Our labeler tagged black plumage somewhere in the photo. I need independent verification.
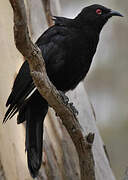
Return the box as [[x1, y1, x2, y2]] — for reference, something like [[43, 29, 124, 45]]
[[3, 4, 123, 178]]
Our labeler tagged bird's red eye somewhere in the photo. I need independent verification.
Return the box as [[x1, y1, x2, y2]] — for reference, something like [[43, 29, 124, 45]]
[[96, 9, 102, 15]]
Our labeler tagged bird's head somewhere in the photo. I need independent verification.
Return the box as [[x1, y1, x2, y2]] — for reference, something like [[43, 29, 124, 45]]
[[75, 4, 123, 32]]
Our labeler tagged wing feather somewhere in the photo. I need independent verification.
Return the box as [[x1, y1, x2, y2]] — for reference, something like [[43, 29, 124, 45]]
[[4, 22, 70, 122]]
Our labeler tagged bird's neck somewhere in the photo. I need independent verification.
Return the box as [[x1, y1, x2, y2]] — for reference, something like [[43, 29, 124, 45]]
[[74, 16, 107, 34]]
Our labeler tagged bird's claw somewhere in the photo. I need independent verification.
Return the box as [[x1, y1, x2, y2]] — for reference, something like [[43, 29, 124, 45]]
[[59, 91, 69, 105], [68, 102, 79, 116], [59, 91, 78, 116]]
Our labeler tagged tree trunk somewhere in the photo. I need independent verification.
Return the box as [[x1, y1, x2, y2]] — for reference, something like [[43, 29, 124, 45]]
[[0, 0, 116, 179]]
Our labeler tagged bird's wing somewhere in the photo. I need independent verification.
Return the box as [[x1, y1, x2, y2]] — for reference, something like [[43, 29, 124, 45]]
[[4, 23, 70, 122], [36, 24, 70, 62], [36, 24, 73, 77], [4, 61, 35, 122]]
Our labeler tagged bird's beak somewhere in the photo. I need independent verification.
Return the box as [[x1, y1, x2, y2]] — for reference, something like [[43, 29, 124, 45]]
[[109, 10, 124, 17]]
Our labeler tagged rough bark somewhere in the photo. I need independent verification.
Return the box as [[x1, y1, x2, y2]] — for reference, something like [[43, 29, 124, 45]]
[[9, 0, 95, 179]]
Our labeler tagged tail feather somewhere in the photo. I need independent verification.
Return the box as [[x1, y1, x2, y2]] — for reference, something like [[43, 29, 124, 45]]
[[25, 93, 48, 178], [27, 148, 41, 178], [4, 61, 49, 178], [26, 114, 44, 178], [17, 105, 26, 124]]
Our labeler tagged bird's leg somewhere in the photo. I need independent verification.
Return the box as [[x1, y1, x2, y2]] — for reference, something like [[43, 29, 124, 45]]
[[59, 91, 78, 116]]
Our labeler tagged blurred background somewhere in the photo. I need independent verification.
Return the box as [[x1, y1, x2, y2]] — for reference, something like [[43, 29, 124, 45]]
[[60, 0, 128, 179]]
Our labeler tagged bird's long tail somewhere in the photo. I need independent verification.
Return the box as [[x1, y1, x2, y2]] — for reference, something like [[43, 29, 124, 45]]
[[24, 92, 48, 178]]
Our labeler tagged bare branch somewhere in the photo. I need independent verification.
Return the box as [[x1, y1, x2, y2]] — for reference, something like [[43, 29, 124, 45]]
[[42, 0, 54, 26], [9, 0, 95, 179]]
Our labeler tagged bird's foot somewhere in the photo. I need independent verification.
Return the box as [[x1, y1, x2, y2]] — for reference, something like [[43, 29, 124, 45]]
[[59, 91, 69, 105], [59, 91, 78, 116], [68, 102, 79, 116]]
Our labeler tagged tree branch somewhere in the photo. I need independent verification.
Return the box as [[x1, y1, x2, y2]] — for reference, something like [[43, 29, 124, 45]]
[[9, 0, 95, 179], [42, 0, 54, 26]]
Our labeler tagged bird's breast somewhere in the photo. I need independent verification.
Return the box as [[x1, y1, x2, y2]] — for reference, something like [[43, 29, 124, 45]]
[[46, 32, 99, 91]]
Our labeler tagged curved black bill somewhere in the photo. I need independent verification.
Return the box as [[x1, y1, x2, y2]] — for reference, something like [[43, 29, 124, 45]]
[[110, 10, 124, 17]]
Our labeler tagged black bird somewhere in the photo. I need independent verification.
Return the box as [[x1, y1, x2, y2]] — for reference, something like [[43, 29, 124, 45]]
[[3, 4, 123, 178]]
